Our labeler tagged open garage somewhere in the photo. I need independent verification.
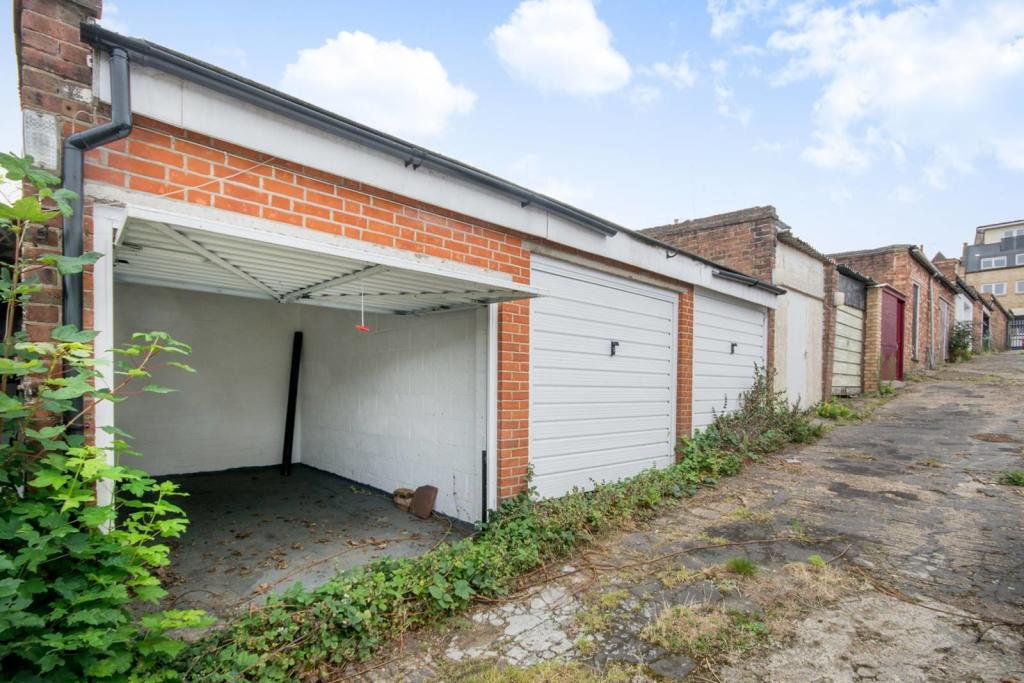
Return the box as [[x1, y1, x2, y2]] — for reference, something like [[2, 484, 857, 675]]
[[103, 211, 534, 611]]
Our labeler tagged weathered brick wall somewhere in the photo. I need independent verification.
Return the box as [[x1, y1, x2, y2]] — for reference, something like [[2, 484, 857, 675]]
[[645, 209, 777, 282], [676, 287, 694, 446], [834, 250, 934, 373], [862, 286, 883, 393], [15, 0, 102, 343], [971, 299, 986, 350], [986, 296, 1010, 350], [821, 262, 838, 396]]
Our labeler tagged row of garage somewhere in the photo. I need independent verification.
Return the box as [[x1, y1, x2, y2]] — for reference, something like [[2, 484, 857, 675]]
[[111, 214, 769, 520]]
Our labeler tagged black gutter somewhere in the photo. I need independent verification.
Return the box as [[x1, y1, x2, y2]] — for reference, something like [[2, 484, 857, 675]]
[[712, 269, 787, 295], [621, 225, 784, 295], [836, 263, 875, 285], [61, 46, 133, 331], [79, 24, 619, 238]]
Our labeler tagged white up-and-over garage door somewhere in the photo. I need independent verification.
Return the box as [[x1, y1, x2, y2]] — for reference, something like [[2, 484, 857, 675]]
[[692, 289, 768, 431], [529, 256, 677, 498]]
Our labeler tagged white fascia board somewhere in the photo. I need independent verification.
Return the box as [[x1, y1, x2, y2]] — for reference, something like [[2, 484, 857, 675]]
[[96, 54, 776, 309]]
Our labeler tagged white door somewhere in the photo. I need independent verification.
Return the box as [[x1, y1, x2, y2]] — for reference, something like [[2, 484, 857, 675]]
[[775, 289, 823, 407], [692, 289, 768, 431], [529, 256, 677, 499]]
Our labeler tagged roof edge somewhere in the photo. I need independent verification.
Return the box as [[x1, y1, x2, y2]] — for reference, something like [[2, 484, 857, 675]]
[[80, 23, 621, 239]]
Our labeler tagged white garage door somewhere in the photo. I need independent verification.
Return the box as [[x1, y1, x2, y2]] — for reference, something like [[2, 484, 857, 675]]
[[530, 256, 677, 498], [693, 289, 768, 431]]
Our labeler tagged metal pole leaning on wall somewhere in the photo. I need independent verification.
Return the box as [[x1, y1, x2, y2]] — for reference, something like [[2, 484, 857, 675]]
[[281, 331, 303, 476]]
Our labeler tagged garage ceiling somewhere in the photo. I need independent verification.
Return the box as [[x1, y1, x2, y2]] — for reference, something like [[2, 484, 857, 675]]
[[112, 219, 537, 314]]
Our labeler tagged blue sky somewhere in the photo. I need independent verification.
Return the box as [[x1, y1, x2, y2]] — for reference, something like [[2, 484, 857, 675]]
[[2, 0, 1023, 259]]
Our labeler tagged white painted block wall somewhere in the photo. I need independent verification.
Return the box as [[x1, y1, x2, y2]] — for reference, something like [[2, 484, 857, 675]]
[[114, 283, 299, 474], [114, 283, 486, 521], [299, 306, 486, 521]]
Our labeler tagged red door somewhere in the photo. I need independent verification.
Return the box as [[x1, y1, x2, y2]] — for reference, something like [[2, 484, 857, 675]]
[[881, 290, 904, 381]]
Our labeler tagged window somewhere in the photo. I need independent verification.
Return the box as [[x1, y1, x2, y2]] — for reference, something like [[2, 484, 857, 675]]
[[1002, 228, 1024, 238], [980, 256, 1007, 269], [1017, 280, 1024, 294], [1017, 253, 1024, 266], [911, 283, 920, 359], [981, 282, 1007, 295]]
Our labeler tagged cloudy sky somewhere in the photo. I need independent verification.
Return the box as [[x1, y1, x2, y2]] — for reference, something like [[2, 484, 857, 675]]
[[2, 0, 1023, 259]]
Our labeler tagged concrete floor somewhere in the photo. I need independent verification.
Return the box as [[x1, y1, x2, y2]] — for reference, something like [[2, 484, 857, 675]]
[[160, 465, 467, 615]]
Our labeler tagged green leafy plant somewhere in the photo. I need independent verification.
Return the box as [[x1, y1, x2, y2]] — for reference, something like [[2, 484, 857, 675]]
[[948, 321, 973, 362], [806, 554, 826, 568], [998, 470, 1024, 486], [0, 154, 207, 680], [816, 399, 856, 420], [724, 557, 759, 577]]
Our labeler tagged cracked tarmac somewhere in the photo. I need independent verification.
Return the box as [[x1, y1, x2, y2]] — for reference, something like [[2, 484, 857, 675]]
[[346, 352, 1024, 681]]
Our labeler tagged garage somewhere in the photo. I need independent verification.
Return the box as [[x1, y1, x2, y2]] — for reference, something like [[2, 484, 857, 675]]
[[692, 289, 768, 431], [100, 210, 535, 611], [529, 256, 678, 498]]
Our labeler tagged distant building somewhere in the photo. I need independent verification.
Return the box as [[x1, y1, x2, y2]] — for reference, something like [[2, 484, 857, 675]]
[[963, 220, 1024, 319]]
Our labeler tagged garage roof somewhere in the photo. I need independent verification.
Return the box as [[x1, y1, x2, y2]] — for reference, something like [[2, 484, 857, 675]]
[[113, 218, 537, 314]]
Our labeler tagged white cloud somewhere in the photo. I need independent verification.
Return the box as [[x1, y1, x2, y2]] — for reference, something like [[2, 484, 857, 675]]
[[707, 0, 777, 38], [646, 54, 697, 89], [709, 60, 751, 125], [754, 140, 784, 153], [629, 85, 662, 109], [768, 1, 1024, 178], [282, 31, 476, 138], [891, 185, 920, 204], [99, 2, 128, 34], [508, 153, 594, 205], [491, 0, 631, 96]]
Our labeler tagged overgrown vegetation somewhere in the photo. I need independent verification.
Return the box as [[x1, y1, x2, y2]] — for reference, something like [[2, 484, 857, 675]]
[[181, 364, 821, 680], [998, 470, 1024, 486], [640, 604, 769, 657], [948, 321, 973, 362], [816, 398, 857, 421], [724, 557, 759, 577], [0, 155, 205, 680]]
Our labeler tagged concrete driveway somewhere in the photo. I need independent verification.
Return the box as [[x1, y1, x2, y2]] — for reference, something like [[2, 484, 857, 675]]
[[357, 352, 1024, 681]]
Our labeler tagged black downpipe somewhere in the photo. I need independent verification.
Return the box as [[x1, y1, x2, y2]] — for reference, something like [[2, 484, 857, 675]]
[[61, 47, 133, 333], [281, 332, 303, 476], [481, 450, 488, 524], [60, 47, 132, 432]]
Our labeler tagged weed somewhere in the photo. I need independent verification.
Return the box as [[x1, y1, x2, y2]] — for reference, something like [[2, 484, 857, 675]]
[[806, 554, 826, 568], [640, 604, 770, 657], [576, 608, 613, 635], [789, 519, 812, 543], [816, 399, 857, 420], [998, 470, 1024, 486], [575, 637, 598, 657], [877, 383, 896, 397], [657, 566, 702, 588], [724, 557, 759, 577], [444, 658, 637, 682], [597, 589, 629, 610]]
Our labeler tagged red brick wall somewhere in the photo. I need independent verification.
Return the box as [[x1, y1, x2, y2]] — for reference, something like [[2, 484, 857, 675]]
[[676, 287, 694, 446], [835, 250, 936, 372], [15, 0, 101, 345], [647, 218, 776, 282], [986, 297, 1010, 350]]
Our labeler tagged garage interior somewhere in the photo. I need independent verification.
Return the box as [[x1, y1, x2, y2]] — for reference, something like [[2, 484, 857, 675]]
[[110, 217, 532, 612]]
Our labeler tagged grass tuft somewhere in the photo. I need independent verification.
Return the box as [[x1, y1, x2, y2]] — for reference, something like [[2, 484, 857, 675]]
[[724, 556, 759, 577]]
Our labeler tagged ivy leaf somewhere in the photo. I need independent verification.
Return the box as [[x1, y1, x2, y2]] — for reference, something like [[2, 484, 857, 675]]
[[79, 506, 115, 528], [51, 325, 99, 343], [166, 361, 197, 374], [142, 384, 177, 394], [28, 469, 69, 490]]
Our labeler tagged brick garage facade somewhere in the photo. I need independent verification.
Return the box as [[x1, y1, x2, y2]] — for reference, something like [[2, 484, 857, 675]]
[[14, 0, 720, 503], [832, 246, 947, 373], [646, 206, 837, 399], [984, 295, 1011, 351]]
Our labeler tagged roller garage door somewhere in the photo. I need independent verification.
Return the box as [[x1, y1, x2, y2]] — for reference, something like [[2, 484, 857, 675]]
[[693, 289, 768, 431], [530, 256, 677, 498]]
